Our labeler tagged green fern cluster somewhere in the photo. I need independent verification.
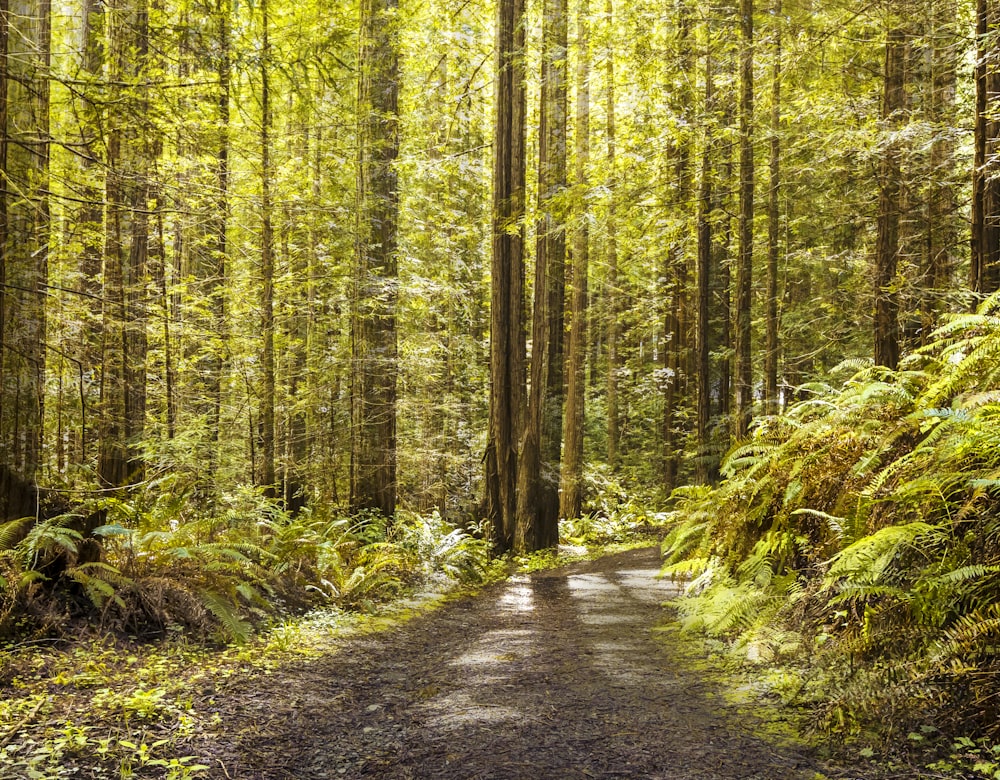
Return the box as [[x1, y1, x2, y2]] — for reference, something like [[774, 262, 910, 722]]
[[664, 293, 1000, 738], [0, 486, 495, 643]]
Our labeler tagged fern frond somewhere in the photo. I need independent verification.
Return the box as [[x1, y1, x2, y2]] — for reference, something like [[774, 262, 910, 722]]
[[67, 565, 125, 610], [660, 557, 710, 580], [722, 440, 781, 478], [827, 583, 908, 606], [933, 564, 1000, 585], [791, 508, 849, 541], [970, 478, 1000, 494], [825, 521, 939, 585], [935, 605, 1000, 661], [830, 357, 875, 376], [925, 330, 1000, 405], [20, 515, 85, 562], [661, 520, 708, 565], [199, 589, 251, 643], [0, 516, 34, 550]]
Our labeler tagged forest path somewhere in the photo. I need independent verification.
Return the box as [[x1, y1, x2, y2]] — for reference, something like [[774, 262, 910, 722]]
[[203, 547, 824, 779]]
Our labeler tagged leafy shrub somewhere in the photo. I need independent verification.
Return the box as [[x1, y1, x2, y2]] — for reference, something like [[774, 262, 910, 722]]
[[661, 293, 1000, 740]]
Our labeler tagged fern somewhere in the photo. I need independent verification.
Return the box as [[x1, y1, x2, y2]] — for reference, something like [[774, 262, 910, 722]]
[[825, 522, 939, 585], [199, 589, 251, 643], [19, 514, 85, 567], [67, 562, 131, 610], [791, 508, 850, 542], [933, 564, 1000, 586], [935, 605, 1000, 662], [0, 516, 34, 551], [660, 557, 710, 580], [829, 356, 875, 375], [660, 519, 708, 566]]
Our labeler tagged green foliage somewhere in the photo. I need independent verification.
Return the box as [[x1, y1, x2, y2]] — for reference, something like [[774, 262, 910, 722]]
[[663, 295, 1000, 741], [0, 480, 497, 643]]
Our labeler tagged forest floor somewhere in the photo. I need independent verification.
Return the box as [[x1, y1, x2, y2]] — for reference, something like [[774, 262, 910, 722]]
[[185, 546, 847, 779]]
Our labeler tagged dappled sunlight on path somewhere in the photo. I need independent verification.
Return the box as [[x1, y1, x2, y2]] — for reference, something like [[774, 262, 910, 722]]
[[198, 547, 821, 779]]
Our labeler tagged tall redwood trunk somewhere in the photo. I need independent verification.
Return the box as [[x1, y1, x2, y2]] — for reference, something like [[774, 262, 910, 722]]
[[874, 26, 906, 369], [604, 0, 619, 470], [734, 0, 754, 438], [0, 0, 49, 518], [764, 0, 781, 412], [560, 0, 590, 521], [517, 0, 567, 551], [972, 0, 1000, 296], [664, 0, 693, 491], [922, 0, 957, 336], [695, 51, 714, 485], [351, 0, 400, 516], [259, 0, 276, 495], [485, 0, 527, 552]]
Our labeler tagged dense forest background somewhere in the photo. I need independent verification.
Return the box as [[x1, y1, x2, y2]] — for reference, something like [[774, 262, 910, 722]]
[[3, 0, 987, 526], [7, 0, 1000, 762]]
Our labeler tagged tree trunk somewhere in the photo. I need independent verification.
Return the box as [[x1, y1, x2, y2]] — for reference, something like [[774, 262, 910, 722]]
[[604, 0, 619, 470], [664, 0, 693, 492], [284, 196, 308, 513], [210, 0, 230, 451], [560, 0, 590, 522], [485, 0, 527, 553], [972, 0, 1000, 296], [874, 25, 905, 369], [764, 0, 781, 413], [0, 0, 49, 518], [922, 0, 956, 336], [259, 0, 277, 496], [518, 0, 568, 551], [77, 0, 103, 466], [695, 50, 714, 485], [99, 0, 150, 488], [734, 0, 754, 438], [0, 0, 7, 499], [351, 0, 399, 517], [716, 69, 733, 428]]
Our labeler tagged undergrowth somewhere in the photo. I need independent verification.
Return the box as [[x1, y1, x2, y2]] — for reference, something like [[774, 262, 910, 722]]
[[660, 292, 1000, 778], [0, 495, 500, 645]]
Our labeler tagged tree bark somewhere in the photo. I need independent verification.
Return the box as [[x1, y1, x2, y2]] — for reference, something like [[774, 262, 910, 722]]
[[518, 0, 567, 551], [717, 63, 733, 428], [77, 0, 103, 466], [560, 0, 590, 522], [0, 0, 7, 501], [874, 25, 905, 369], [922, 0, 956, 335], [764, 0, 781, 413], [260, 0, 276, 495], [972, 0, 1000, 296], [696, 50, 714, 485], [734, 0, 754, 438], [351, 0, 399, 517], [664, 0, 693, 492], [0, 0, 49, 518], [99, 0, 151, 488], [604, 0, 619, 471], [210, 0, 230, 451], [485, 0, 527, 553]]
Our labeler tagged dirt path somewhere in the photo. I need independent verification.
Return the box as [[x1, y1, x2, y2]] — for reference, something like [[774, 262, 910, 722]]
[[201, 547, 823, 779]]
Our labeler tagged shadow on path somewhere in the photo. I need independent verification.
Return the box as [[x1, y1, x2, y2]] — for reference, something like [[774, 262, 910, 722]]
[[207, 547, 820, 779]]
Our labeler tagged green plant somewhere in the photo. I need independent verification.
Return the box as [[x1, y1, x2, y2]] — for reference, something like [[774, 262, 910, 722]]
[[658, 295, 1000, 743]]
